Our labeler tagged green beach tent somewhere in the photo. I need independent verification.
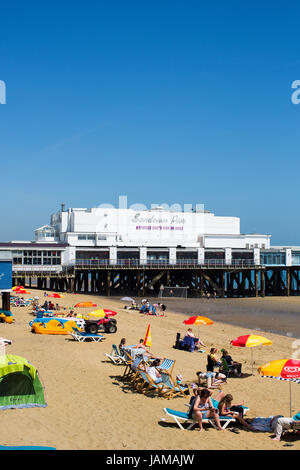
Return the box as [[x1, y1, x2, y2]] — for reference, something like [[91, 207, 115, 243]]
[[0, 355, 47, 410]]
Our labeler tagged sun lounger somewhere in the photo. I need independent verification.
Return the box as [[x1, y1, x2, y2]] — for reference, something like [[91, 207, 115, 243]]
[[163, 407, 235, 430], [104, 344, 127, 364], [69, 327, 104, 342]]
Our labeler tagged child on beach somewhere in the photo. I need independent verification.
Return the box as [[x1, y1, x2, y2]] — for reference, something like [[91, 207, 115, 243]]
[[217, 394, 254, 430]]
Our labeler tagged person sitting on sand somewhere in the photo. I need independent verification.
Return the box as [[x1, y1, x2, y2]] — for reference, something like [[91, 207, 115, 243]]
[[188, 388, 224, 432], [217, 394, 254, 430], [66, 310, 75, 317], [124, 301, 137, 310], [197, 371, 227, 389], [42, 300, 49, 310], [186, 328, 206, 348], [221, 349, 242, 376]]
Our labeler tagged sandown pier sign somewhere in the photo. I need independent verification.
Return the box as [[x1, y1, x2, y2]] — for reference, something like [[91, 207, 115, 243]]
[[132, 213, 185, 231]]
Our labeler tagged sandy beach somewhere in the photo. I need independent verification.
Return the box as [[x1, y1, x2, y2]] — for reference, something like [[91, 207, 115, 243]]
[[1, 289, 300, 450]]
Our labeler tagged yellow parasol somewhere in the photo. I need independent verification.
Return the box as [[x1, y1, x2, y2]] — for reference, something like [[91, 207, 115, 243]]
[[143, 324, 152, 348]]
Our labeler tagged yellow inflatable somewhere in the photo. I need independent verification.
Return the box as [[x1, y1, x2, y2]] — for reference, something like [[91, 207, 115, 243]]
[[31, 319, 81, 335], [77, 310, 106, 320], [0, 312, 14, 324]]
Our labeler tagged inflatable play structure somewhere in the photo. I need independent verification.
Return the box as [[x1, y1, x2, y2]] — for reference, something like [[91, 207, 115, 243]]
[[0, 309, 14, 324], [30, 317, 85, 335], [0, 355, 47, 410]]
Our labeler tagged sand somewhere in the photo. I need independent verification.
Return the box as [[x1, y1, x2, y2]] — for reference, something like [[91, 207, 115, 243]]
[[1, 289, 300, 450]]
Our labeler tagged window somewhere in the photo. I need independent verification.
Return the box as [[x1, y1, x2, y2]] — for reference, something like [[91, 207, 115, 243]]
[[261, 253, 285, 265], [98, 234, 107, 240]]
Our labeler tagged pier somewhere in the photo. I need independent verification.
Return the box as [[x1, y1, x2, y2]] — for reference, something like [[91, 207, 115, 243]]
[[12, 261, 300, 298]]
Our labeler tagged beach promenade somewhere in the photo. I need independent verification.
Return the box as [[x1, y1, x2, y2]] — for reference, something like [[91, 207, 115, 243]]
[[1, 290, 300, 450]]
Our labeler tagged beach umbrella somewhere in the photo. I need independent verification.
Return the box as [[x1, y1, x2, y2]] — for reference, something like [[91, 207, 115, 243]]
[[258, 359, 300, 416], [12, 286, 24, 291], [183, 315, 214, 339], [143, 324, 152, 348], [230, 334, 272, 374], [74, 302, 97, 308], [48, 294, 64, 299], [16, 290, 31, 295], [183, 316, 214, 326], [121, 297, 135, 302]]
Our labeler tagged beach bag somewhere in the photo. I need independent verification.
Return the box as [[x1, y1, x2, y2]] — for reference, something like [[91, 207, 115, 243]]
[[188, 396, 196, 419]]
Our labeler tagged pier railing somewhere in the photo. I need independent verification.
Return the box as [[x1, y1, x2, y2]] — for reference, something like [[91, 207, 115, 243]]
[[73, 258, 258, 269]]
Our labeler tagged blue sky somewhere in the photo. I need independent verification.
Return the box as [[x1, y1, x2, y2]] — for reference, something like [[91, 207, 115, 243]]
[[0, 1, 300, 244]]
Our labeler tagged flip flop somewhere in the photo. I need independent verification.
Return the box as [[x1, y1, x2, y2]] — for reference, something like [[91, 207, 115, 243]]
[[229, 428, 240, 434]]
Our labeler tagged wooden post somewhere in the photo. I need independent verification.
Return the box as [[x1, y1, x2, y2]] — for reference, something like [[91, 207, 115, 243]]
[[166, 271, 170, 287], [107, 271, 111, 297], [200, 270, 204, 298], [221, 271, 225, 298], [142, 270, 145, 296], [2, 292, 10, 311], [261, 270, 265, 297], [286, 268, 290, 296], [254, 270, 258, 297]]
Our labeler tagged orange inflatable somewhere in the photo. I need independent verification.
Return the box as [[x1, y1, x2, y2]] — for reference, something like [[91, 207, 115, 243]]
[[74, 302, 97, 308]]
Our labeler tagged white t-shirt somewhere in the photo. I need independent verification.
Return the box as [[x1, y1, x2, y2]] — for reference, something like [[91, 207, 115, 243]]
[[146, 367, 158, 382]]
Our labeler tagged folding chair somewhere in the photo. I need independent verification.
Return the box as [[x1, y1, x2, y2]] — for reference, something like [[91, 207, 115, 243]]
[[157, 359, 176, 375]]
